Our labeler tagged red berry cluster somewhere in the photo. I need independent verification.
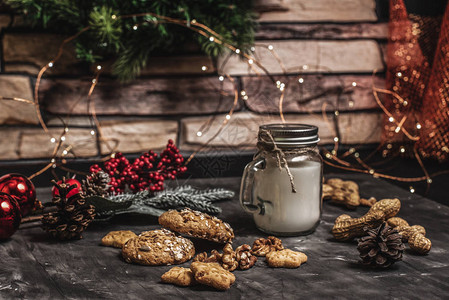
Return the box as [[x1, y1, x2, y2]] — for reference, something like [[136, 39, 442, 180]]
[[89, 140, 187, 195]]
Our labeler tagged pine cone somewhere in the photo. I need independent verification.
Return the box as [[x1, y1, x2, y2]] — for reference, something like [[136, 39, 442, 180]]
[[42, 179, 96, 240], [357, 222, 405, 268], [82, 171, 110, 197]]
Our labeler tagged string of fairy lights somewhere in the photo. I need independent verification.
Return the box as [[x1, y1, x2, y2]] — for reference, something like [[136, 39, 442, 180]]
[[1, 11, 448, 193]]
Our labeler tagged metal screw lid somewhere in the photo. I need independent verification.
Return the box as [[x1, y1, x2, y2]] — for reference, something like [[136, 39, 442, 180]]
[[258, 123, 320, 146]]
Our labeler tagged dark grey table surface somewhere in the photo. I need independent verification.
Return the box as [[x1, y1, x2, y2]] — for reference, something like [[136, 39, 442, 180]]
[[1, 174, 448, 299]]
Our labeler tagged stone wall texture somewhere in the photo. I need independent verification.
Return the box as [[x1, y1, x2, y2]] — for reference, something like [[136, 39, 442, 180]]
[[0, 0, 386, 162]]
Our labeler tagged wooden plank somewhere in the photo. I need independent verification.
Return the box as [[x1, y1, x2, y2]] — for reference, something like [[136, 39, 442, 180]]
[[241, 75, 384, 113], [99, 120, 178, 155], [256, 0, 377, 22], [218, 40, 384, 76], [0, 75, 39, 124], [0, 129, 20, 160], [256, 23, 388, 40], [18, 128, 98, 159], [180, 111, 382, 148], [3, 33, 84, 76], [40, 77, 239, 116], [90, 55, 215, 76]]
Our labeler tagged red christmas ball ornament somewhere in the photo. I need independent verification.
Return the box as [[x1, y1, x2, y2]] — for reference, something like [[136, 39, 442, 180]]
[[0, 192, 22, 240], [0, 173, 36, 217], [52, 178, 82, 198]]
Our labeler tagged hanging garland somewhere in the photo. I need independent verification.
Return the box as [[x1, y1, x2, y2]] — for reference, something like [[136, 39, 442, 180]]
[[6, 0, 256, 80]]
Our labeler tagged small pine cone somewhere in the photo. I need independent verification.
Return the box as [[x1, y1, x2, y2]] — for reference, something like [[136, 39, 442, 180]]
[[221, 243, 238, 271], [82, 171, 110, 197], [42, 180, 96, 240], [357, 222, 405, 268], [251, 236, 284, 256], [235, 244, 257, 270]]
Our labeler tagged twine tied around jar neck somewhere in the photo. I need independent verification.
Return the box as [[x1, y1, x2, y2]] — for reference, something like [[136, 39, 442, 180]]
[[257, 129, 297, 193]]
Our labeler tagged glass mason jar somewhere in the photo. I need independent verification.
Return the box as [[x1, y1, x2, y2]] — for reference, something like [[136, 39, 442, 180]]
[[240, 124, 323, 236]]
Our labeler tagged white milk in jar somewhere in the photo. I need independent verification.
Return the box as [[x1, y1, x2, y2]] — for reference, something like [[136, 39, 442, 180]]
[[240, 124, 323, 235]]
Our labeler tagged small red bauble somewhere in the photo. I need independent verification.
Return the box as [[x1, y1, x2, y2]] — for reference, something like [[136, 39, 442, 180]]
[[0, 192, 22, 239], [0, 173, 36, 217], [52, 178, 82, 198]]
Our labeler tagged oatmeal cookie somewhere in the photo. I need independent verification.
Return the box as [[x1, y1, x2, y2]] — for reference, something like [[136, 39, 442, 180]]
[[265, 249, 308, 268], [190, 262, 235, 290], [101, 230, 137, 248], [161, 267, 196, 287], [158, 208, 234, 243], [122, 229, 195, 266]]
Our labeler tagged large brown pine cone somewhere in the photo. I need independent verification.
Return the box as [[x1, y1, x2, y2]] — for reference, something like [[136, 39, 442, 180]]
[[357, 222, 405, 268], [42, 180, 95, 240]]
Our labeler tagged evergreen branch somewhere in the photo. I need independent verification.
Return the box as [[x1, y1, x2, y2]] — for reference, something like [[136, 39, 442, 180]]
[[106, 185, 233, 215], [6, 0, 256, 80]]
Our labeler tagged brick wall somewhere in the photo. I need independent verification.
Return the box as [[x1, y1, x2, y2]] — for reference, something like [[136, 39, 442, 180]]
[[0, 0, 387, 163]]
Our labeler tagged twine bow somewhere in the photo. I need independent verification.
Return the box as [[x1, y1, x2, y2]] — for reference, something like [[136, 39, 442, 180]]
[[257, 129, 297, 193]]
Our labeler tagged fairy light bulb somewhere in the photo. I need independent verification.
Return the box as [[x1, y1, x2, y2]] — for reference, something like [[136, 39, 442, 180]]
[[209, 37, 215, 42], [389, 117, 395, 122], [369, 169, 375, 175], [302, 65, 309, 70], [50, 137, 56, 143], [196, 131, 203, 137], [251, 47, 256, 52], [64, 127, 69, 133], [97, 65, 102, 70], [218, 76, 224, 81], [416, 123, 422, 129], [241, 90, 246, 96], [48, 62, 54, 68], [409, 186, 415, 193], [268, 45, 274, 50], [111, 15, 117, 20], [334, 111, 339, 116], [248, 59, 254, 64], [427, 178, 432, 183], [348, 100, 354, 107], [201, 66, 207, 71], [225, 114, 231, 120], [51, 158, 56, 163], [133, 25, 138, 30], [333, 137, 339, 142], [396, 72, 402, 77], [395, 126, 401, 133], [61, 136, 66, 141], [352, 82, 357, 87], [235, 49, 240, 54], [400, 147, 406, 153], [62, 150, 68, 155], [90, 130, 95, 135], [298, 78, 304, 84]]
